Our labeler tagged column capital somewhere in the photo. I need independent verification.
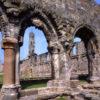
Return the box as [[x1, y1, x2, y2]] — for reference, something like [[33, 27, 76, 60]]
[[2, 37, 18, 49], [2, 23, 20, 38], [48, 41, 61, 54], [48, 46, 60, 54]]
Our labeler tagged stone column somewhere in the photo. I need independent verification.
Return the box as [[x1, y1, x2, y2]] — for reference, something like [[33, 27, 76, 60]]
[[60, 51, 71, 80], [89, 53, 100, 82], [48, 46, 62, 88], [1, 37, 18, 99], [47, 45, 70, 90], [15, 44, 21, 88], [51, 47, 60, 79]]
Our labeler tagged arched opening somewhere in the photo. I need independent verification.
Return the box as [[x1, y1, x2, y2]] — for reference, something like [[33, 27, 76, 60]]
[[71, 37, 82, 56], [71, 26, 98, 81], [0, 32, 4, 88], [20, 26, 52, 89]]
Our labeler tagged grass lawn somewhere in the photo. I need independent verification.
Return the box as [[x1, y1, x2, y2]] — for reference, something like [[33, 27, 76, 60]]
[[0, 74, 47, 89], [56, 96, 67, 100], [20, 80, 47, 89], [0, 74, 3, 83]]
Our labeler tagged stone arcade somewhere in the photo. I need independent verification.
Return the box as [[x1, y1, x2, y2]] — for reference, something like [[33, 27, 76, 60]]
[[0, 0, 100, 100]]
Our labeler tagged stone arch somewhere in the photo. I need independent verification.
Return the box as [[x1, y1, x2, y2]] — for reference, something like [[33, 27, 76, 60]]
[[73, 24, 96, 41], [74, 25, 98, 51], [19, 10, 59, 46], [72, 24, 99, 81], [18, 9, 62, 81]]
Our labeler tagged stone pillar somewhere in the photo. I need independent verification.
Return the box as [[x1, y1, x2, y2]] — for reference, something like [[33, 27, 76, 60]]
[[47, 44, 70, 89], [60, 51, 71, 81], [51, 47, 60, 79], [89, 53, 100, 82], [1, 37, 18, 99], [15, 44, 21, 88]]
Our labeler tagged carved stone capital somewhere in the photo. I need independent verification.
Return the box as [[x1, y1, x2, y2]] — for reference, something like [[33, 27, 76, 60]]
[[48, 41, 60, 54], [50, 47, 60, 54], [3, 24, 20, 39], [2, 37, 18, 49]]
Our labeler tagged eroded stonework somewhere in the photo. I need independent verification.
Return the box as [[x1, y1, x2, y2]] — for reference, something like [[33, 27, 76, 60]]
[[20, 53, 52, 80], [0, 0, 100, 100]]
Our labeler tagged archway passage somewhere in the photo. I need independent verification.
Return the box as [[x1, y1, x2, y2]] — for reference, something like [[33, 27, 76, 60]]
[[18, 15, 61, 88], [71, 26, 99, 81], [20, 26, 48, 60], [20, 26, 52, 89]]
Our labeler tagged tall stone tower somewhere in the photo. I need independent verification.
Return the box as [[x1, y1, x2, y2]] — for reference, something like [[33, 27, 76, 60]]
[[29, 32, 35, 57]]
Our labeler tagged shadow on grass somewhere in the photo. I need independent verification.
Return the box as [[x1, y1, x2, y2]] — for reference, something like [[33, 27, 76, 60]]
[[78, 74, 88, 81], [0, 84, 2, 89], [20, 79, 48, 89], [78, 74, 90, 84], [0, 73, 48, 90]]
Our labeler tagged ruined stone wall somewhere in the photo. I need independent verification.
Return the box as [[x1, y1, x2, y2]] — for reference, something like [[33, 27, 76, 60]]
[[20, 53, 52, 80], [20, 40, 100, 80], [71, 40, 100, 79], [71, 41, 88, 78]]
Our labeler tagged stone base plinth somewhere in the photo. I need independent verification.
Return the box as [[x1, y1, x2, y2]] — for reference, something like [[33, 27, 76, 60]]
[[1, 85, 19, 100], [47, 79, 70, 89], [16, 84, 21, 91], [89, 76, 100, 83]]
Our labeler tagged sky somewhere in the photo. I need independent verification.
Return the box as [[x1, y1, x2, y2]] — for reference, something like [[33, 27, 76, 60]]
[[0, 0, 100, 63], [0, 33, 4, 63], [20, 26, 48, 60], [95, 0, 100, 4]]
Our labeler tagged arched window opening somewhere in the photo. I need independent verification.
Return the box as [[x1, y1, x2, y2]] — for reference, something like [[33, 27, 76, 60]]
[[20, 26, 52, 86], [72, 37, 82, 56], [75, 26, 98, 53], [71, 26, 98, 81], [20, 26, 48, 60]]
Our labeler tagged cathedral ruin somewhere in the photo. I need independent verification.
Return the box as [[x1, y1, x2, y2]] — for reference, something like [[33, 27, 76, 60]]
[[0, 0, 100, 100]]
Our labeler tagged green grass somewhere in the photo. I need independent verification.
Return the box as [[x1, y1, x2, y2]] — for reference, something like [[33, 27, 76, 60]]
[[57, 96, 67, 100], [0, 74, 3, 84], [20, 80, 47, 89], [0, 74, 47, 89]]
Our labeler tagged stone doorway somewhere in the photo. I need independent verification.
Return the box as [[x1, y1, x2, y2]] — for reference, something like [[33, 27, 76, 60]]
[[71, 26, 99, 82]]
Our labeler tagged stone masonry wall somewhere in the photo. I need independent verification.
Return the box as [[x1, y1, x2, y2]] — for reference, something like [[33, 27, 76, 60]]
[[20, 53, 52, 80], [20, 46, 100, 81]]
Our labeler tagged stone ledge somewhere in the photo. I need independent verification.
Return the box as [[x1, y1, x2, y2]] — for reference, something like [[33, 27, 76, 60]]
[[1, 85, 19, 100], [47, 79, 70, 88]]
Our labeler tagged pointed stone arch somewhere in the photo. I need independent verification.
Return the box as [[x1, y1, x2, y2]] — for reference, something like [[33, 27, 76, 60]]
[[72, 24, 99, 82]]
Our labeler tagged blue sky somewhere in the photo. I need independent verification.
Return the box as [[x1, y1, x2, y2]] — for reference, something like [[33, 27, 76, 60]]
[[20, 26, 48, 60], [0, 33, 4, 63], [95, 0, 100, 4]]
